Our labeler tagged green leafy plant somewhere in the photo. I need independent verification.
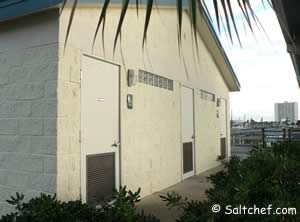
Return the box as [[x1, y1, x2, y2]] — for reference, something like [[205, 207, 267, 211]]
[[161, 140, 300, 222], [1, 187, 159, 222]]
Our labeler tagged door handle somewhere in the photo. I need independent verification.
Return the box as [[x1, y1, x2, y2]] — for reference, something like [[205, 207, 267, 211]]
[[191, 135, 195, 139], [112, 141, 121, 147]]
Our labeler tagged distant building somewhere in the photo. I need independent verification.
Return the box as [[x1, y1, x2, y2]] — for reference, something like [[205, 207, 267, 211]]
[[275, 102, 298, 123]]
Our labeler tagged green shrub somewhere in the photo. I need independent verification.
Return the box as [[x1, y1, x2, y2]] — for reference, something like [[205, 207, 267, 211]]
[[1, 187, 160, 222], [161, 140, 300, 222]]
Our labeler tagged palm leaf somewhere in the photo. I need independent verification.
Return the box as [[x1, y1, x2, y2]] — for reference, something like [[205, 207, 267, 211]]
[[243, 0, 261, 31], [60, 0, 68, 16], [189, 0, 198, 51], [142, 0, 154, 50], [226, 0, 242, 46], [252, 11, 271, 42], [92, 0, 110, 51], [220, 0, 233, 44], [113, 0, 130, 54], [136, 0, 140, 16], [220, 13, 229, 39], [176, 0, 183, 54], [102, 16, 107, 56], [200, 0, 213, 24], [61, 0, 274, 54], [237, 0, 254, 33], [64, 0, 78, 49], [212, 0, 221, 33]]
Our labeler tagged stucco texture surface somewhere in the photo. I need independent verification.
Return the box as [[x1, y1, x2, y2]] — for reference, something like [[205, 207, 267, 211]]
[[0, 5, 233, 216], [59, 6, 231, 197]]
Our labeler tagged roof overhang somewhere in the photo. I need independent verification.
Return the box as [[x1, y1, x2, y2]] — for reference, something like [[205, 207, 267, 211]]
[[0, 0, 182, 21], [272, 0, 300, 87], [0, 0, 63, 23]]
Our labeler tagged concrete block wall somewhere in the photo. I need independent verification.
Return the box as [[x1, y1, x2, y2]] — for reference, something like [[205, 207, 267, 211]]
[[0, 44, 58, 215], [195, 92, 225, 174], [56, 46, 81, 201], [57, 7, 229, 199], [121, 77, 182, 197], [59, 7, 232, 159]]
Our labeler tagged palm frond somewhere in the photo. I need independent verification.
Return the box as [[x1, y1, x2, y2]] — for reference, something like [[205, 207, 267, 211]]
[[64, 0, 78, 50], [61, 0, 273, 53], [226, 0, 242, 46], [212, 0, 221, 33], [237, 0, 254, 33], [113, 0, 130, 54], [136, 0, 140, 16], [92, 0, 110, 51], [142, 0, 154, 50], [220, 0, 234, 44], [60, 0, 68, 16], [176, 0, 183, 54], [189, 0, 199, 51], [200, 0, 213, 24]]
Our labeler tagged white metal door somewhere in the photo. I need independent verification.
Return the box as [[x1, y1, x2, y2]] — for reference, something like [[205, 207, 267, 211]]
[[81, 55, 120, 203], [219, 98, 227, 158], [181, 86, 195, 179]]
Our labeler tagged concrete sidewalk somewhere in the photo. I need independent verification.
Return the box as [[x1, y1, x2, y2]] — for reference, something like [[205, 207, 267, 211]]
[[137, 165, 224, 222]]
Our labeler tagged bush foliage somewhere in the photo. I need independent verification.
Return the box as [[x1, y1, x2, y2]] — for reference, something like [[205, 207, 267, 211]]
[[1, 141, 299, 222], [0, 187, 159, 222], [161, 140, 300, 222]]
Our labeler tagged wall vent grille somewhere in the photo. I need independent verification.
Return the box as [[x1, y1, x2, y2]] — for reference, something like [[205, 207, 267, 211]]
[[138, 70, 173, 91], [86, 153, 115, 205], [183, 142, 193, 174], [220, 138, 227, 158], [200, 89, 215, 102]]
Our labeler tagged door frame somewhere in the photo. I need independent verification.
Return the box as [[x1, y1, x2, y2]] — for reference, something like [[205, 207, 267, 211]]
[[180, 84, 196, 180], [80, 53, 122, 202]]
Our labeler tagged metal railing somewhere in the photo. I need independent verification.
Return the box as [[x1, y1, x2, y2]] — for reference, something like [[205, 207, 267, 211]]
[[231, 127, 300, 147]]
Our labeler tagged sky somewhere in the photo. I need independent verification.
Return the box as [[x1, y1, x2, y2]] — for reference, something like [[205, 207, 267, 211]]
[[207, 0, 300, 121]]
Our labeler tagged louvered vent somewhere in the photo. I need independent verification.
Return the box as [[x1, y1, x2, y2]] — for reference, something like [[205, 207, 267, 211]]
[[86, 153, 115, 205], [183, 142, 193, 174], [138, 70, 174, 91], [220, 138, 227, 158]]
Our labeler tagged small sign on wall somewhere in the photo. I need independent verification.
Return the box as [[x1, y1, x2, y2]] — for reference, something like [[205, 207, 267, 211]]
[[127, 94, 133, 109]]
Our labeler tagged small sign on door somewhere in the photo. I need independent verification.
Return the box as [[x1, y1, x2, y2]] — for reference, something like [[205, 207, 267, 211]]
[[96, 97, 105, 102]]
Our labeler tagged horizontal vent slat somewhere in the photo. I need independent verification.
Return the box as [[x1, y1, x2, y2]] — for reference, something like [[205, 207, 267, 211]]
[[86, 153, 115, 205]]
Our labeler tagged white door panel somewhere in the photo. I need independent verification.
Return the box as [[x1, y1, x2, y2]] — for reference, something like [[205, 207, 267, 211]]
[[219, 98, 227, 158], [81, 55, 120, 203], [181, 86, 195, 179]]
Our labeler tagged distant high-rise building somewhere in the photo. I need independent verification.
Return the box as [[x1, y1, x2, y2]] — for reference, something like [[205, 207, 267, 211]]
[[274, 102, 298, 123]]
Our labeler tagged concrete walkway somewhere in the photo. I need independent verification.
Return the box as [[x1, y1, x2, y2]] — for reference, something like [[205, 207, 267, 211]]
[[137, 165, 224, 222]]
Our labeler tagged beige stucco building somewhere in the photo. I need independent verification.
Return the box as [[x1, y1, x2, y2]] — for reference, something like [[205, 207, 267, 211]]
[[0, 0, 239, 214]]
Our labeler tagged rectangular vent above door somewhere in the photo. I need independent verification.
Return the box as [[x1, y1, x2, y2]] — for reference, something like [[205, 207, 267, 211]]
[[86, 153, 115, 205]]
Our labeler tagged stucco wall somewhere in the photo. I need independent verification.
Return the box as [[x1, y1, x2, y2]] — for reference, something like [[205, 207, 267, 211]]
[[0, 10, 60, 215], [59, 6, 231, 197], [56, 46, 81, 201], [195, 92, 220, 173], [59, 7, 229, 94], [121, 79, 182, 196], [0, 5, 233, 213]]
